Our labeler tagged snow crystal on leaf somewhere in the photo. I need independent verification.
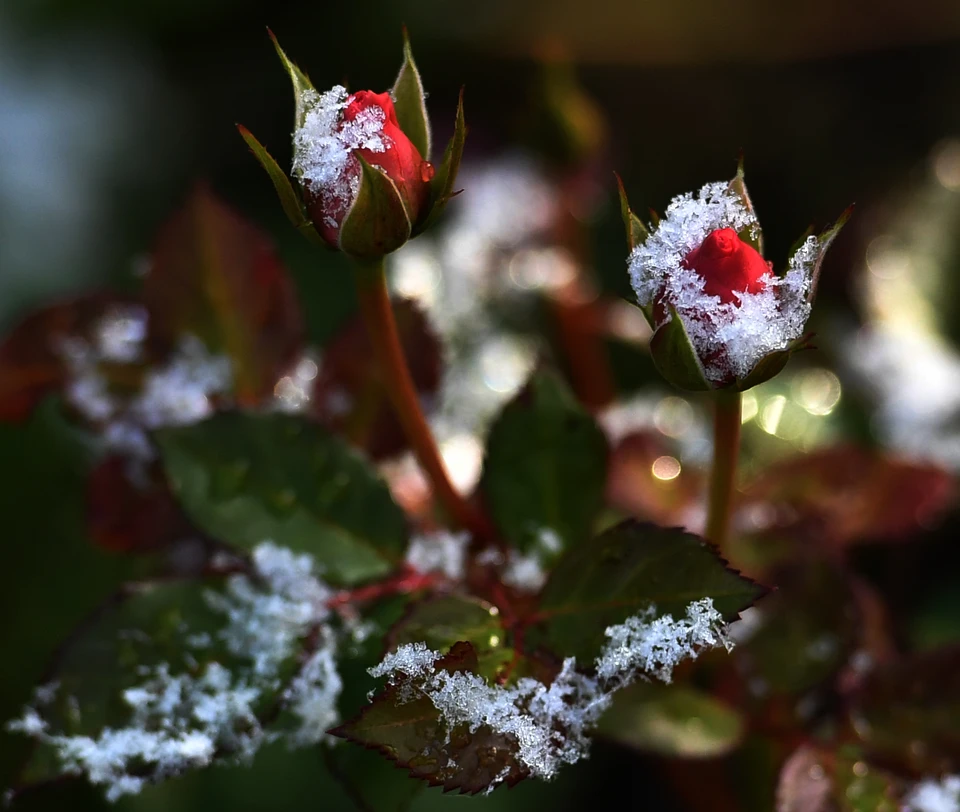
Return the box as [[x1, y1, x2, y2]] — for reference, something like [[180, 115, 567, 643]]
[[596, 598, 732, 684], [292, 86, 390, 231], [627, 181, 817, 383], [906, 775, 960, 812], [367, 597, 735, 789]]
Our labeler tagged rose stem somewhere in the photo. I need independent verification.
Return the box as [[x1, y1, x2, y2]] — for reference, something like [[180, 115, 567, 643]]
[[353, 258, 491, 539], [705, 388, 742, 550]]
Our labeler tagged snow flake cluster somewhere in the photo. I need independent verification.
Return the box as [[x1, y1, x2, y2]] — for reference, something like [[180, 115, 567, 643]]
[[627, 181, 818, 383], [292, 86, 390, 231], [59, 307, 232, 461], [6, 542, 343, 802], [404, 529, 471, 580], [368, 597, 732, 785], [906, 776, 960, 812]]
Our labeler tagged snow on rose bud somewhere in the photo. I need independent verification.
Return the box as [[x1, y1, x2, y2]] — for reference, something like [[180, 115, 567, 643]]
[[617, 164, 850, 392], [238, 29, 466, 260]]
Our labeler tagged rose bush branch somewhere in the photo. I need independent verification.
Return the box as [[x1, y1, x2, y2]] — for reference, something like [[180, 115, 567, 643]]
[[238, 31, 485, 536]]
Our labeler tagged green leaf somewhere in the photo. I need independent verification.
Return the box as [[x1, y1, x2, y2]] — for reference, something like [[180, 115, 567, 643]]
[[850, 645, 960, 774], [728, 158, 764, 256], [536, 520, 765, 661], [322, 744, 425, 812], [480, 370, 609, 559], [267, 29, 316, 131], [236, 125, 325, 246], [416, 89, 466, 234], [143, 185, 304, 404], [18, 577, 291, 788], [339, 156, 412, 259], [391, 28, 431, 161], [649, 308, 712, 392], [330, 642, 527, 793], [156, 412, 408, 585], [597, 682, 744, 758], [388, 595, 510, 680]]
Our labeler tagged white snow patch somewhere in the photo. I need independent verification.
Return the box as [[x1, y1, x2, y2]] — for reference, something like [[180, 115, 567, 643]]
[[404, 530, 470, 580], [906, 775, 960, 812]]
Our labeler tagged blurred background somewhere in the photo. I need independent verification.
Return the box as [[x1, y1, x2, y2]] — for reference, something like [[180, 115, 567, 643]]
[[3, 0, 960, 809]]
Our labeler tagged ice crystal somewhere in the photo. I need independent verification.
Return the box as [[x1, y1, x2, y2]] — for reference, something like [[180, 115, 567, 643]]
[[292, 86, 389, 231], [404, 529, 470, 580], [6, 542, 343, 801], [906, 776, 960, 812], [595, 598, 732, 684], [627, 181, 817, 383], [368, 598, 733, 788]]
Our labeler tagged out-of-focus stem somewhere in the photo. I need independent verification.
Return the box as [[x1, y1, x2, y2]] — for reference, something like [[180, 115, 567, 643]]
[[705, 389, 741, 550], [352, 258, 490, 539]]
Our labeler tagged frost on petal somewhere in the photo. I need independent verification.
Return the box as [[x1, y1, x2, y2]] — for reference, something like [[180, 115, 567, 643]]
[[292, 86, 390, 232], [6, 542, 344, 801], [404, 530, 470, 580], [627, 181, 816, 383], [365, 598, 736, 791], [905, 776, 960, 812]]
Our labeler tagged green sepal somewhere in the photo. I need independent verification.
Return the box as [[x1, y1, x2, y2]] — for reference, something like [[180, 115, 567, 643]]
[[268, 29, 316, 131], [616, 172, 650, 251], [796, 205, 854, 305], [616, 173, 654, 327], [339, 155, 413, 259], [728, 156, 764, 256], [391, 27, 431, 161], [236, 125, 325, 247], [732, 333, 814, 392], [649, 307, 712, 392], [415, 89, 466, 235]]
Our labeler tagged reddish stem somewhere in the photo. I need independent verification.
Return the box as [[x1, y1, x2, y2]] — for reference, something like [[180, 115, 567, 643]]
[[326, 567, 442, 609], [705, 389, 741, 550], [353, 259, 493, 540]]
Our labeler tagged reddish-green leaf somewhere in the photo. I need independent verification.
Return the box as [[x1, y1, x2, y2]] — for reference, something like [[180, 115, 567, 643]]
[[535, 520, 766, 661], [143, 185, 303, 404], [740, 446, 954, 547], [391, 28, 431, 161], [330, 642, 527, 794]]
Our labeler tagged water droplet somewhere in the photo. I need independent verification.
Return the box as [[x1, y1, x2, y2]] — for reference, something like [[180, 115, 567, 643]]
[[420, 161, 435, 182], [852, 761, 869, 777]]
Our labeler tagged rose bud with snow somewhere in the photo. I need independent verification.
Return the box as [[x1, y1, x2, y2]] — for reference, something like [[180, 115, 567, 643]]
[[239, 31, 465, 260], [621, 171, 849, 391]]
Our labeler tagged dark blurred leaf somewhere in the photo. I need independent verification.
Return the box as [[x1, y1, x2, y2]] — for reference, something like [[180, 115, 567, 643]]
[[606, 430, 702, 526], [740, 446, 954, 547], [156, 412, 407, 585], [775, 746, 901, 812], [86, 455, 191, 553], [322, 743, 425, 812], [314, 298, 441, 460], [480, 370, 608, 559], [536, 520, 765, 661], [736, 563, 856, 698], [597, 681, 744, 758], [850, 645, 960, 774], [143, 185, 303, 404], [0, 295, 140, 423], [387, 595, 510, 680], [331, 642, 527, 793]]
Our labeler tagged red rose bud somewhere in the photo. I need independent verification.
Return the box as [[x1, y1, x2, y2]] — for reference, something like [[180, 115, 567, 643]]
[[682, 228, 770, 304], [292, 85, 432, 254]]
